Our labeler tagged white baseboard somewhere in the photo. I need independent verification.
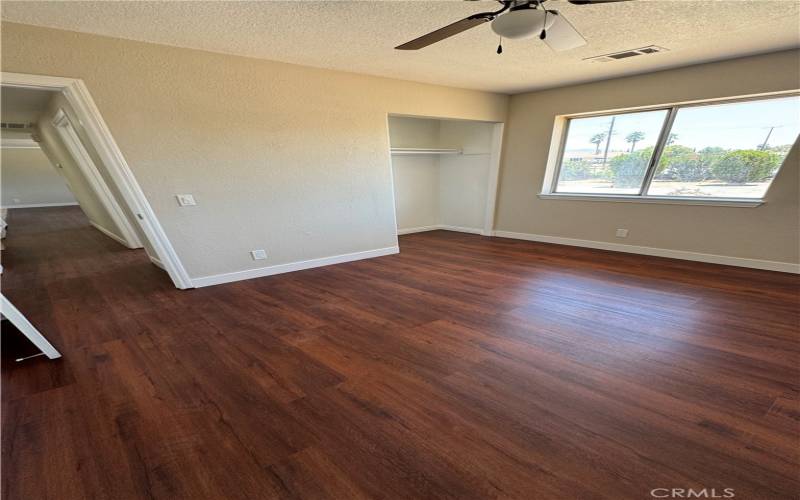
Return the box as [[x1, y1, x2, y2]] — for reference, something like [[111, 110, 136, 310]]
[[2, 202, 79, 209], [397, 225, 441, 235], [191, 246, 400, 288], [439, 224, 486, 236], [397, 224, 487, 236], [89, 221, 130, 248], [493, 230, 800, 274], [149, 255, 165, 270]]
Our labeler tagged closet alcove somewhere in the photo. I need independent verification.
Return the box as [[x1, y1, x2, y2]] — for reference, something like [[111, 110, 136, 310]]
[[388, 115, 504, 236]]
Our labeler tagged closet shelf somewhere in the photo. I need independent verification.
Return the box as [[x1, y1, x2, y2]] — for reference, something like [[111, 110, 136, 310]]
[[390, 148, 462, 156]]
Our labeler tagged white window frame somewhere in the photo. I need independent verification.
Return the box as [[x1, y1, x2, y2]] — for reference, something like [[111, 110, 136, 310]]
[[539, 90, 800, 208]]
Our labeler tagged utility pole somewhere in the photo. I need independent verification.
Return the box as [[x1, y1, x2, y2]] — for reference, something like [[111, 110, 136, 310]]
[[602, 116, 615, 166], [760, 126, 775, 151]]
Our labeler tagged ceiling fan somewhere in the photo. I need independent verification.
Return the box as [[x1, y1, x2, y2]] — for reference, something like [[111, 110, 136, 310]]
[[395, 0, 628, 53]]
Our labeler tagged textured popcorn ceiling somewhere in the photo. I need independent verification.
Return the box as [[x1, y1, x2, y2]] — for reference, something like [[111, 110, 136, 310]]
[[2, 1, 798, 94]]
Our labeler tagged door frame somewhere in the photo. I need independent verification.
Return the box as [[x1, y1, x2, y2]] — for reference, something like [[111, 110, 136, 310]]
[[1, 71, 193, 289], [51, 108, 143, 249], [483, 122, 505, 236], [0, 294, 61, 360]]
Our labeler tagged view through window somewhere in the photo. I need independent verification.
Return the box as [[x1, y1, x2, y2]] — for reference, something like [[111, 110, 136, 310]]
[[552, 94, 800, 200]]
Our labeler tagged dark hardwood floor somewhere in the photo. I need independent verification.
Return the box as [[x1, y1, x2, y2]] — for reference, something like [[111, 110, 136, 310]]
[[2, 206, 798, 500]]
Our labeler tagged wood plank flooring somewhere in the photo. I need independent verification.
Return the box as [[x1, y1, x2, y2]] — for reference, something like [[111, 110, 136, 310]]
[[2, 206, 798, 499]]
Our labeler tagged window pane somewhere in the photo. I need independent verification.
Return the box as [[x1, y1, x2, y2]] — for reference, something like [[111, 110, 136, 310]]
[[555, 109, 668, 194], [647, 96, 800, 198]]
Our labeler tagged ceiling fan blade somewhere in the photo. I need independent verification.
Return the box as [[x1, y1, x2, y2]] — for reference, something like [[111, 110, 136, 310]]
[[542, 11, 586, 51], [395, 13, 494, 50], [568, 0, 629, 4]]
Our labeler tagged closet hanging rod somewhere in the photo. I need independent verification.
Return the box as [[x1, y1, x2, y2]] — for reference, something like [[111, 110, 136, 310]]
[[390, 148, 462, 155]]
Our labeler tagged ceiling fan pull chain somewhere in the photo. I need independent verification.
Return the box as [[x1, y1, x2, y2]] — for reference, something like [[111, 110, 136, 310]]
[[497, 37, 503, 54], [540, 8, 548, 40]]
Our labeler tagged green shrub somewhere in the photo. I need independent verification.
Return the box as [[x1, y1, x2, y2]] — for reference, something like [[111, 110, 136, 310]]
[[698, 146, 727, 161], [710, 150, 781, 184], [657, 145, 709, 182], [560, 159, 593, 180], [764, 144, 793, 154], [596, 167, 612, 180], [609, 148, 652, 187]]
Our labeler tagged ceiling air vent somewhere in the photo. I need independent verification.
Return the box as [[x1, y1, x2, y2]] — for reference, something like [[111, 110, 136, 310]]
[[584, 46, 669, 63], [0, 122, 34, 130]]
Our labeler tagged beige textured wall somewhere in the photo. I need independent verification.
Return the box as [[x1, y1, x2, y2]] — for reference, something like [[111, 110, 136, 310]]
[[497, 50, 800, 264], [388, 117, 441, 230], [0, 146, 76, 207], [438, 119, 494, 230], [388, 116, 441, 150], [1, 22, 508, 279], [391, 154, 440, 230]]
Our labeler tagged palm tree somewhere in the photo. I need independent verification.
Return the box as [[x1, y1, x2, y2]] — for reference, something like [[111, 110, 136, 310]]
[[590, 132, 607, 155], [625, 131, 645, 152]]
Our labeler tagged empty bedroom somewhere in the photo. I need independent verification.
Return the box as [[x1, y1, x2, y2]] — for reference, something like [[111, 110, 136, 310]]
[[0, 1, 798, 499]]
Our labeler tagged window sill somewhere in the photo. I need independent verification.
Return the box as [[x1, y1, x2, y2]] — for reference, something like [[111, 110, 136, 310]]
[[537, 193, 764, 207]]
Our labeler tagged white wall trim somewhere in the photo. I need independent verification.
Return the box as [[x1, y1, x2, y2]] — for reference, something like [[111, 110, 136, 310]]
[[191, 246, 400, 288], [537, 193, 763, 208], [493, 230, 800, 274], [397, 224, 488, 236], [0, 295, 61, 360], [51, 108, 143, 249], [483, 122, 504, 235], [2, 202, 79, 209], [1, 71, 193, 289], [397, 225, 442, 235], [89, 220, 129, 247], [383, 114, 401, 245], [440, 224, 486, 236], [149, 255, 165, 270]]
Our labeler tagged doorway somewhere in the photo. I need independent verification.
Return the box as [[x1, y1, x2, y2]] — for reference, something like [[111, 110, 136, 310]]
[[1, 72, 191, 289], [1, 72, 193, 362]]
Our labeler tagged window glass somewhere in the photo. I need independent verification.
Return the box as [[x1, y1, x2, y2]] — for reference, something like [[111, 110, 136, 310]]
[[555, 109, 668, 194], [647, 96, 800, 198]]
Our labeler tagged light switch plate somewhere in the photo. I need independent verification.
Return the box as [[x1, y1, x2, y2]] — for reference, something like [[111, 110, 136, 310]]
[[176, 194, 196, 207]]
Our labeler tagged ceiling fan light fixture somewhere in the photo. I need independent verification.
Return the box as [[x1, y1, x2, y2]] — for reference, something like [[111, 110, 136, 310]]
[[491, 8, 555, 40]]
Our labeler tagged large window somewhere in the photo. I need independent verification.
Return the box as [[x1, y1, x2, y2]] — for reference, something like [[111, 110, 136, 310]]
[[547, 94, 800, 203]]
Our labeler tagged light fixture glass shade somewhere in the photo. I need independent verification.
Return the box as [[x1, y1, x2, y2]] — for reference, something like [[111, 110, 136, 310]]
[[491, 9, 555, 40]]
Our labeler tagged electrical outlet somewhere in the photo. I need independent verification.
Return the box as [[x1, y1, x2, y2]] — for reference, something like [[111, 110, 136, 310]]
[[616, 228, 629, 238], [250, 249, 267, 260], [176, 194, 196, 207], [12, 198, 21, 203]]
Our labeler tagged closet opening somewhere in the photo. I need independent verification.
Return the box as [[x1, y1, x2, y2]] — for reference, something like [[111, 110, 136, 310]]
[[388, 115, 504, 238]]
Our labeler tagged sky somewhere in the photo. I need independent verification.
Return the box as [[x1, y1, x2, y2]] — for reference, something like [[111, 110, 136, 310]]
[[563, 95, 800, 154]]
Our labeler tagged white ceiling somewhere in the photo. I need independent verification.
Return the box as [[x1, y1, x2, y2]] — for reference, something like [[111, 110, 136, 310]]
[[1, 87, 55, 124], [2, 1, 798, 94]]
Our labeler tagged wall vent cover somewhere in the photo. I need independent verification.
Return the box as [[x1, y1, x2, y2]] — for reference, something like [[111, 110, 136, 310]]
[[0, 122, 34, 129], [584, 46, 669, 63]]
